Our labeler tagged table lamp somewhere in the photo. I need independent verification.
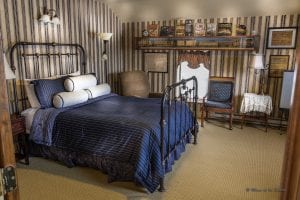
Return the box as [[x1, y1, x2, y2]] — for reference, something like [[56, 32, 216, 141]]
[[250, 53, 266, 95]]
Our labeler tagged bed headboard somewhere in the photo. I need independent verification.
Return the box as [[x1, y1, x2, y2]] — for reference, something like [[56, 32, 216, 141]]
[[9, 42, 86, 113]]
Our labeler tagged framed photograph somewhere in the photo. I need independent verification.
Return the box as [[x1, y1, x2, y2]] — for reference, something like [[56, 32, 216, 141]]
[[236, 24, 247, 36], [194, 22, 206, 36], [160, 26, 175, 37], [144, 52, 168, 73], [268, 55, 290, 77], [267, 27, 297, 49], [217, 23, 232, 36], [206, 23, 217, 36], [147, 24, 159, 37]]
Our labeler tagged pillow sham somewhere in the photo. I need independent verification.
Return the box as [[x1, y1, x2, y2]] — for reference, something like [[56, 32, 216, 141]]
[[85, 83, 111, 99], [32, 77, 66, 108], [64, 74, 97, 92], [53, 90, 89, 108]]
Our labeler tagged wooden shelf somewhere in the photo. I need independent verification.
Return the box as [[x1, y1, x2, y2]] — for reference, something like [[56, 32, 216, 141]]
[[135, 35, 259, 51]]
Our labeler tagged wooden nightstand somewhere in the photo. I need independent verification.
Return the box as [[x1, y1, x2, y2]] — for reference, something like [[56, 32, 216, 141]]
[[10, 115, 29, 164]]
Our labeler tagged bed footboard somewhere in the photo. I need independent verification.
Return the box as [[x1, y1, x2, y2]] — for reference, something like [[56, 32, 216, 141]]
[[159, 76, 199, 191]]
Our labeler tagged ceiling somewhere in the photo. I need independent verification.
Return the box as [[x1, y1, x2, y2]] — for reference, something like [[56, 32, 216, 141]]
[[102, 0, 300, 22]]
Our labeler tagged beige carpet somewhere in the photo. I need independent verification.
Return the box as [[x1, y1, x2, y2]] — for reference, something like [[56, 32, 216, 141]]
[[17, 121, 286, 200]]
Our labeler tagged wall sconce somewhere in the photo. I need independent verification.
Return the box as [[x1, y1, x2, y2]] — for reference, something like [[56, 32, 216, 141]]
[[98, 33, 113, 83], [39, 7, 60, 25], [250, 53, 268, 94]]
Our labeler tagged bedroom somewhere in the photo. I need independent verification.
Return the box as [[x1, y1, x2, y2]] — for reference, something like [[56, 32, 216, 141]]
[[0, 0, 299, 199]]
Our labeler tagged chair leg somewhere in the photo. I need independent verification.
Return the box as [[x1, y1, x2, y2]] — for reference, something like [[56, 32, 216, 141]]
[[205, 110, 208, 121], [229, 113, 233, 130], [200, 105, 204, 127]]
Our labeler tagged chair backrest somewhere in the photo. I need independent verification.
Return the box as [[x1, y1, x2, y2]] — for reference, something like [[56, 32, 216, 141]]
[[207, 77, 235, 103], [120, 71, 150, 98], [176, 61, 209, 99]]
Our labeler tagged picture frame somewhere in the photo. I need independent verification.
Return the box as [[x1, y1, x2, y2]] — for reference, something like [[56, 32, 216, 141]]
[[267, 27, 297, 49], [144, 52, 169, 73], [194, 22, 206, 36], [147, 24, 159, 37], [217, 23, 232, 36], [268, 55, 290, 77]]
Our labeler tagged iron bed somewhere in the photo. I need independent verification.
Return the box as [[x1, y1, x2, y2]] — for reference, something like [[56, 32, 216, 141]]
[[9, 42, 199, 192]]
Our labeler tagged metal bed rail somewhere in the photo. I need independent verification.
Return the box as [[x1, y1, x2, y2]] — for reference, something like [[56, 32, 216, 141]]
[[159, 76, 198, 191]]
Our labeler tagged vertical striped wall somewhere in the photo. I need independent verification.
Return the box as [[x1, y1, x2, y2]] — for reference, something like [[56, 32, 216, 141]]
[[122, 14, 300, 118], [0, 0, 123, 92]]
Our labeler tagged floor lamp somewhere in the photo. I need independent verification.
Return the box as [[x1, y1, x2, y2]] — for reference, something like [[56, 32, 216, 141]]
[[250, 53, 267, 95], [98, 33, 113, 83]]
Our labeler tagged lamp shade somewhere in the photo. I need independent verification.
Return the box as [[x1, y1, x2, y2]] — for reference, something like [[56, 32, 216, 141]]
[[98, 33, 113, 41], [3, 53, 16, 79], [250, 53, 265, 70]]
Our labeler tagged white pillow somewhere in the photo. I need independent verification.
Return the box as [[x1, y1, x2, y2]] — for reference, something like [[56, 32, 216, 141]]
[[85, 84, 111, 99], [53, 90, 89, 108], [24, 83, 41, 108], [64, 74, 97, 92]]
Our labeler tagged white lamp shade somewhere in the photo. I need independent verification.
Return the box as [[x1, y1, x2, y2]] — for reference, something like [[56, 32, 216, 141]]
[[39, 14, 50, 23], [98, 33, 113, 41], [250, 53, 265, 70], [3, 53, 16, 79], [51, 16, 60, 25]]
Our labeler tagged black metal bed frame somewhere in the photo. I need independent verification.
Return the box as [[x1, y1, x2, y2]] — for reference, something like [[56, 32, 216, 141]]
[[9, 42, 86, 113], [9, 42, 198, 192], [159, 76, 198, 191]]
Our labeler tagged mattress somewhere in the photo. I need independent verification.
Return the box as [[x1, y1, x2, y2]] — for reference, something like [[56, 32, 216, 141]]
[[21, 108, 39, 133]]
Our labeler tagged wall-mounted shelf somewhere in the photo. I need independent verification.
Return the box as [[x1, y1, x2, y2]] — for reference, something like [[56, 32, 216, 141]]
[[135, 35, 260, 51]]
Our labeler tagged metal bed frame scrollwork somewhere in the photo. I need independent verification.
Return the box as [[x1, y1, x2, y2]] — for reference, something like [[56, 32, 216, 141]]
[[9, 42, 86, 114]]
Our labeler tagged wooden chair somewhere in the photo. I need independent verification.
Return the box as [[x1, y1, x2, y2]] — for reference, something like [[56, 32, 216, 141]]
[[202, 77, 235, 130]]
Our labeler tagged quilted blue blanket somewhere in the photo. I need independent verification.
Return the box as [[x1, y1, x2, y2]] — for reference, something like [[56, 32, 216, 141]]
[[30, 94, 194, 192]]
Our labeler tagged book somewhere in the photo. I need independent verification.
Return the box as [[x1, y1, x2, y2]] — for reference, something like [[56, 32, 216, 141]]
[[194, 22, 206, 36]]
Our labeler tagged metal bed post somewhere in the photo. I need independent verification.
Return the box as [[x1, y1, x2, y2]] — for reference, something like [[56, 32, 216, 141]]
[[159, 76, 198, 192]]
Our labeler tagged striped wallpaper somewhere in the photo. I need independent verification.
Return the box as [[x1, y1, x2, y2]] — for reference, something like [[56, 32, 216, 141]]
[[0, 0, 123, 93], [0, 0, 299, 119], [122, 14, 300, 118]]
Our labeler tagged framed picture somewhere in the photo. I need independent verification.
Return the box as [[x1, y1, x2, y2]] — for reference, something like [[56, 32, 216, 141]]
[[147, 24, 159, 37], [267, 27, 297, 49], [268, 55, 290, 77], [217, 23, 232, 36], [194, 22, 206, 36], [144, 52, 168, 73]]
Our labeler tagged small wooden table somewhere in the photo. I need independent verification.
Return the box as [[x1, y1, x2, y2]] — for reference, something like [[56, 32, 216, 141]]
[[240, 93, 273, 132], [10, 115, 29, 164]]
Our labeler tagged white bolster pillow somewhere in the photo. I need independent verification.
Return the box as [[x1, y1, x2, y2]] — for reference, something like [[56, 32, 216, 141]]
[[53, 90, 89, 108], [85, 84, 111, 99], [64, 74, 97, 92]]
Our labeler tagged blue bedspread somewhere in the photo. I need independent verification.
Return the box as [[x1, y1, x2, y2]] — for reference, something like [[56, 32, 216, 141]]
[[30, 94, 194, 192]]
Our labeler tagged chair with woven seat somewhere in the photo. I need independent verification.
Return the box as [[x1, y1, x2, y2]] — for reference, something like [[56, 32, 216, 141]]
[[120, 70, 162, 98], [202, 77, 235, 130]]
